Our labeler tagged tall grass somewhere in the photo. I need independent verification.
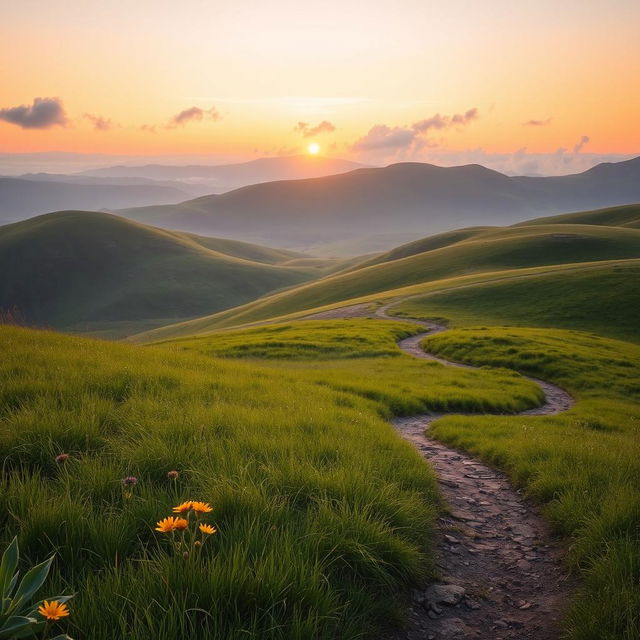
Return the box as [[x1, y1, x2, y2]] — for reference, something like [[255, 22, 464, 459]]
[[0, 321, 545, 639]]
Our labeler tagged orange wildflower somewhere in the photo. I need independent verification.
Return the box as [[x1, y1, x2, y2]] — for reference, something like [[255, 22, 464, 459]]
[[38, 600, 70, 621], [155, 517, 178, 533], [172, 501, 193, 514], [199, 523, 217, 535], [191, 501, 213, 514]]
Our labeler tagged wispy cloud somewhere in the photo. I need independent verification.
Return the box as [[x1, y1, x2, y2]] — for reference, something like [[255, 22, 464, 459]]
[[522, 118, 552, 126], [0, 97, 68, 129], [350, 108, 479, 154], [293, 120, 336, 138], [168, 106, 220, 128], [83, 113, 115, 131]]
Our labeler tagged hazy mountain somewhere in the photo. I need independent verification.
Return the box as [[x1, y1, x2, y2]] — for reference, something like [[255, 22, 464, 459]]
[[18, 172, 212, 196], [0, 210, 319, 336], [119, 156, 640, 254], [0, 176, 196, 224], [80, 155, 368, 192]]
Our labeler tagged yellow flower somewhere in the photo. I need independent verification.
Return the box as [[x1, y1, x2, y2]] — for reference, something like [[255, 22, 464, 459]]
[[172, 501, 193, 514], [155, 517, 178, 533], [38, 600, 70, 621], [191, 501, 213, 514], [199, 523, 217, 535], [174, 517, 189, 530]]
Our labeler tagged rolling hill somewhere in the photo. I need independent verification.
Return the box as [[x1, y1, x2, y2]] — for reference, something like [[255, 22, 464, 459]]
[[0, 211, 320, 336], [0, 175, 196, 225], [119, 156, 640, 253], [131, 206, 640, 341]]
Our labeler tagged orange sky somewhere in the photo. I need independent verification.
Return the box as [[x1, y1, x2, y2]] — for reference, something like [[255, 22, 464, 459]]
[[2, 0, 639, 163]]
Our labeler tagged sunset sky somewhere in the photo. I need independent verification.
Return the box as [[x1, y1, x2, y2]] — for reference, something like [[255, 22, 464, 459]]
[[2, 0, 639, 173]]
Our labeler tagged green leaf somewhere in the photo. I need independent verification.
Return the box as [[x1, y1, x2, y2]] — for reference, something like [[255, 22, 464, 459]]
[[47, 636, 73, 640], [0, 615, 37, 638], [10, 556, 54, 614], [0, 538, 19, 600]]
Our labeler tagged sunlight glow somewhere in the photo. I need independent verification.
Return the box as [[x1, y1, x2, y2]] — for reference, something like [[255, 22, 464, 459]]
[[308, 142, 320, 155]]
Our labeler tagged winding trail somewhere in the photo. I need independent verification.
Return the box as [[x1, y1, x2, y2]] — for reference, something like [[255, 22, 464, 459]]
[[305, 303, 574, 640]]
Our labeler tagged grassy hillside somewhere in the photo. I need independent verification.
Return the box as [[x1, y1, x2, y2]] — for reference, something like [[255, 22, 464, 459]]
[[422, 327, 640, 640], [132, 219, 640, 341], [391, 262, 640, 342], [0, 211, 318, 336], [0, 322, 541, 639], [517, 203, 640, 229]]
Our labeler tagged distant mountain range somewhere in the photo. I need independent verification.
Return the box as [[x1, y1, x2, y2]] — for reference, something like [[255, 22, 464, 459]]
[[0, 175, 202, 224], [0, 155, 368, 224], [119, 156, 640, 254], [79, 155, 368, 192]]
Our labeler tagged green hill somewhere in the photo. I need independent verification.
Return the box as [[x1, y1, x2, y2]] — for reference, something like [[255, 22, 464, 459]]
[[132, 218, 640, 341], [0, 211, 319, 336], [392, 262, 640, 342], [516, 203, 640, 228]]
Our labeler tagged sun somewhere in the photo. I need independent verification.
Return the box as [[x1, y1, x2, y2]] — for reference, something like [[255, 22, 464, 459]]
[[307, 142, 320, 155]]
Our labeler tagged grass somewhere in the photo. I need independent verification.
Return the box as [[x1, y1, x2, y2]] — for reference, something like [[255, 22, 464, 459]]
[[421, 327, 640, 640], [0, 211, 318, 335], [391, 262, 640, 342], [0, 321, 543, 639], [159, 320, 422, 360]]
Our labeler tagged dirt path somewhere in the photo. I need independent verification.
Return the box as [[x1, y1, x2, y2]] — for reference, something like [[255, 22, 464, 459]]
[[304, 303, 574, 639]]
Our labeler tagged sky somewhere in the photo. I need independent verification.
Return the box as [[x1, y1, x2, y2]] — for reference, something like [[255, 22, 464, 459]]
[[1, 0, 639, 175]]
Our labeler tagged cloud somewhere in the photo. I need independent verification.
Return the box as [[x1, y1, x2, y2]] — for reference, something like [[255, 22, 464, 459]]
[[350, 108, 479, 154], [573, 135, 590, 153], [84, 113, 114, 132], [523, 118, 552, 126], [168, 106, 220, 128], [0, 97, 68, 129], [294, 120, 336, 138], [351, 125, 417, 152], [139, 124, 157, 134]]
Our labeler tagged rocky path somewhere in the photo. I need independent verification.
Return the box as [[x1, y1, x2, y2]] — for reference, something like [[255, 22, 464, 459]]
[[305, 303, 574, 639]]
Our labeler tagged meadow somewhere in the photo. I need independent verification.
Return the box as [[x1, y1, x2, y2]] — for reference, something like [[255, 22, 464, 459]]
[[0, 321, 543, 639]]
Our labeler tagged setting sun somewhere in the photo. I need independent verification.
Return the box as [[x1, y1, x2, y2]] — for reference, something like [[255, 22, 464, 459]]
[[307, 142, 320, 155]]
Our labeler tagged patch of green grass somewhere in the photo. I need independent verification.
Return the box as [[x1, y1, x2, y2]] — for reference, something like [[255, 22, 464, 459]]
[[391, 262, 640, 342], [162, 319, 544, 415], [161, 319, 421, 360], [421, 327, 640, 640]]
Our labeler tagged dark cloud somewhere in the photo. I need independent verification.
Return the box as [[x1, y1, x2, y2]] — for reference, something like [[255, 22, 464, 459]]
[[294, 120, 336, 138], [523, 118, 552, 126], [168, 106, 220, 127], [0, 97, 68, 129], [351, 108, 479, 153], [573, 135, 590, 153], [84, 113, 114, 131]]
